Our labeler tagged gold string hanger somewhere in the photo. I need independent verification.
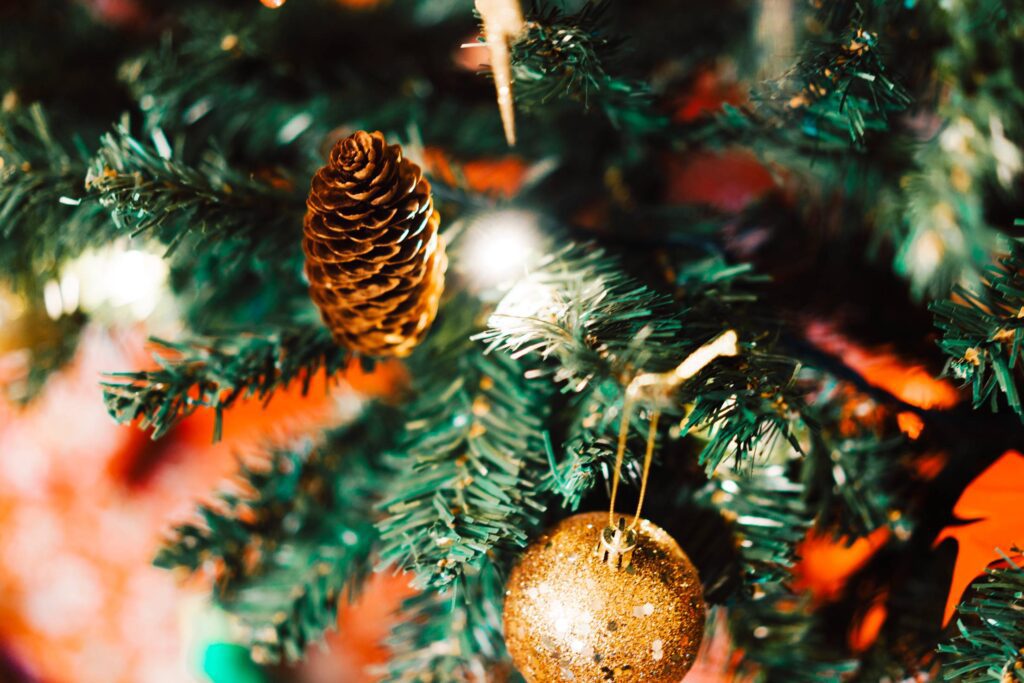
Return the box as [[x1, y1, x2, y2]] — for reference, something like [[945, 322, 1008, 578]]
[[602, 330, 739, 565]]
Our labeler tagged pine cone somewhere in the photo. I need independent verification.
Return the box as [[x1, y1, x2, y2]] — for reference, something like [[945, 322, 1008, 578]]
[[304, 130, 447, 357]]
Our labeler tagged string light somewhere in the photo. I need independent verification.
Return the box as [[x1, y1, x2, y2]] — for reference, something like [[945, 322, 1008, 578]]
[[56, 245, 169, 321], [43, 280, 63, 321], [459, 209, 541, 290]]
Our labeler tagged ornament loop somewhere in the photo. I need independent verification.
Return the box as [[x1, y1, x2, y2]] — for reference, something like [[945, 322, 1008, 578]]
[[597, 517, 637, 570], [607, 329, 739, 533]]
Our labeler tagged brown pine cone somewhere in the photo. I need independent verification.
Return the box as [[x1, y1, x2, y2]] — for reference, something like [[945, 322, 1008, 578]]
[[303, 130, 447, 357]]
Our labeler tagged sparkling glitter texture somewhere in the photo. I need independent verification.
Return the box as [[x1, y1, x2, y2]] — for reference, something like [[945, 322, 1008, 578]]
[[503, 511, 706, 682]]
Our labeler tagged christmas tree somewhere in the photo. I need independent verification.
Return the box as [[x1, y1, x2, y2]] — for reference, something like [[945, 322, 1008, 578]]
[[2, 0, 1024, 680]]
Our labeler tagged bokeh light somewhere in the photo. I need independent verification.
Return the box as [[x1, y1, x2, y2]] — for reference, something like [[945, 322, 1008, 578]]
[[458, 210, 542, 290]]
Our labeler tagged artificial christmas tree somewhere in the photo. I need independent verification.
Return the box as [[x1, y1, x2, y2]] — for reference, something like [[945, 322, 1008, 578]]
[[2, 0, 1024, 681]]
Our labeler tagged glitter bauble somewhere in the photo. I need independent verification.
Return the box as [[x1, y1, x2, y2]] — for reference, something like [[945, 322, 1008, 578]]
[[503, 512, 705, 682]]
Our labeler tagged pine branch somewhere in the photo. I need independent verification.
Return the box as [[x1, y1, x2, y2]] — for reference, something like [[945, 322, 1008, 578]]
[[478, 244, 686, 388], [804, 427, 905, 539], [545, 428, 641, 511], [381, 563, 509, 683], [87, 120, 305, 266], [0, 104, 110, 288], [0, 104, 109, 398], [509, 0, 665, 132], [118, 8, 337, 159], [476, 243, 686, 505], [931, 239, 1024, 423], [728, 587, 859, 683], [705, 466, 809, 586], [703, 467, 857, 680], [698, 0, 912, 154], [102, 325, 347, 440], [893, 1, 1024, 296], [155, 408, 398, 663], [939, 554, 1024, 682], [754, 19, 910, 149], [155, 439, 318, 579], [119, 4, 499, 159], [479, 245, 804, 473], [668, 258, 807, 473], [238, 535, 377, 665], [894, 149, 1005, 299], [681, 379, 803, 473], [376, 350, 553, 590]]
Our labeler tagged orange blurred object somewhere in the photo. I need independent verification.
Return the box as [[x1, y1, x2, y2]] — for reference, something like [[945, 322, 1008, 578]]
[[805, 320, 958, 443], [0, 327, 401, 683], [422, 147, 528, 198], [935, 450, 1024, 626], [299, 573, 415, 683], [804, 321, 959, 412], [848, 592, 888, 653], [912, 451, 948, 481], [462, 157, 529, 198], [831, 385, 886, 437], [792, 527, 890, 604], [896, 411, 925, 440]]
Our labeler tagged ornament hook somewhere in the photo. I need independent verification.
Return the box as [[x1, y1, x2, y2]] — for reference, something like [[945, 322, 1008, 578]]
[[606, 329, 740, 536], [598, 516, 638, 570]]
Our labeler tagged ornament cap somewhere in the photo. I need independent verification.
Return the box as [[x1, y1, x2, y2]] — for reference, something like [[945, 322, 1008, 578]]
[[597, 516, 637, 570]]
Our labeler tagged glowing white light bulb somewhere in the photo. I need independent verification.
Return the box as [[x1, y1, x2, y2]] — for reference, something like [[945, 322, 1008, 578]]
[[460, 210, 541, 289], [62, 243, 169, 321], [43, 280, 63, 320]]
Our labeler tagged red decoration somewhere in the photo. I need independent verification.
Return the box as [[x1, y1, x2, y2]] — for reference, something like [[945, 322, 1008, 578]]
[[804, 321, 960, 411], [804, 320, 960, 443], [848, 591, 888, 654], [664, 149, 776, 213], [671, 66, 746, 123], [792, 527, 891, 604], [422, 148, 528, 198], [935, 450, 1024, 626], [82, 0, 147, 28]]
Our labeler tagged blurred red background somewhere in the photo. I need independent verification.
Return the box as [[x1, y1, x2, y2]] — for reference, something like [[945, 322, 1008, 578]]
[[0, 326, 410, 683]]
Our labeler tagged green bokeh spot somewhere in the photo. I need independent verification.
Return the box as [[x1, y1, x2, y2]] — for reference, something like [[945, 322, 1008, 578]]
[[202, 643, 268, 683]]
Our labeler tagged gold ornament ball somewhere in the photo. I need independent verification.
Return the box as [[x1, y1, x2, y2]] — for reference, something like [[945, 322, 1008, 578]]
[[503, 511, 706, 682]]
